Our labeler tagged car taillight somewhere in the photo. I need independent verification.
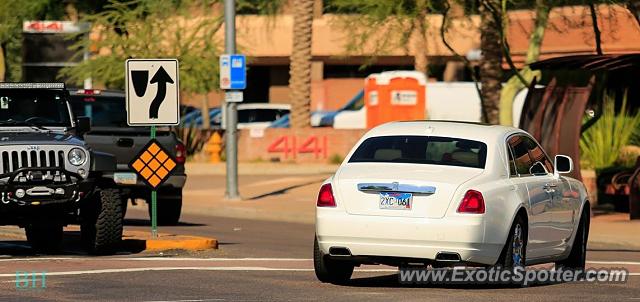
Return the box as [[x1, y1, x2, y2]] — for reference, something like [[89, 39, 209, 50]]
[[175, 143, 186, 164], [317, 183, 336, 207], [457, 190, 485, 214]]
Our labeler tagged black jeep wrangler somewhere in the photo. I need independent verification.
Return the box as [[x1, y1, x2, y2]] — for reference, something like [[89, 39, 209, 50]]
[[0, 83, 122, 254]]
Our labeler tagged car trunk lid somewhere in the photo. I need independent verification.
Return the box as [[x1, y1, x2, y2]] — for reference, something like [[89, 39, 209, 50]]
[[334, 163, 483, 218]]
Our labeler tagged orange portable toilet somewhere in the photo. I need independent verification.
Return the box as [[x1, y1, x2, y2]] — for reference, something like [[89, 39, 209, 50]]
[[364, 71, 427, 128]]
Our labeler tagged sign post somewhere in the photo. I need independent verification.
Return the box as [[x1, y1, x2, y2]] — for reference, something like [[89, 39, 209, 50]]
[[125, 59, 180, 237], [222, 0, 244, 200]]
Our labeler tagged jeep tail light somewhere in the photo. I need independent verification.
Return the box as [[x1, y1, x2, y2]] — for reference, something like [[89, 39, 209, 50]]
[[175, 142, 186, 164], [317, 183, 336, 207], [457, 190, 485, 214]]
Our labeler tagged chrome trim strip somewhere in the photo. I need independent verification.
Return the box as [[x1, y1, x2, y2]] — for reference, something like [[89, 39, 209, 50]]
[[357, 183, 436, 194]]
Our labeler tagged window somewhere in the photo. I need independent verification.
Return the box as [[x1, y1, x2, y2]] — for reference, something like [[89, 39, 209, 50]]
[[349, 136, 487, 169], [0, 90, 71, 127], [507, 135, 553, 176], [237, 109, 289, 123], [70, 96, 128, 128], [507, 146, 517, 176]]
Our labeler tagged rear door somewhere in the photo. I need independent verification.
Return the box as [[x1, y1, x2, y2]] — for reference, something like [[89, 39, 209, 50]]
[[334, 135, 486, 219], [507, 135, 563, 258]]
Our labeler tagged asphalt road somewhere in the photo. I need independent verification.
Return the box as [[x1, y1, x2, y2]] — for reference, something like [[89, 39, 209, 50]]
[[0, 202, 639, 301]]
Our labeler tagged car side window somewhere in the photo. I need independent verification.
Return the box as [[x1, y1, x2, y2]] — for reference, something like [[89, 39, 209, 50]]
[[506, 145, 518, 176], [522, 136, 553, 174], [507, 135, 533, 176]]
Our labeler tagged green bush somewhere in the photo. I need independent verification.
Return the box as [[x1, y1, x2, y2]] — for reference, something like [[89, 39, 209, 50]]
[[580, 92, 640, 170]]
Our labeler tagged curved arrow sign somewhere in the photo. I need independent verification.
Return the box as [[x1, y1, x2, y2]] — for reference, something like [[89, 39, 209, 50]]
[[126, 59, 180, 126]]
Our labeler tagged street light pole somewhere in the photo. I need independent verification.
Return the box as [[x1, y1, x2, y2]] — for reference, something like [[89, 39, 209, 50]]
[[224, 0, 240, 200]]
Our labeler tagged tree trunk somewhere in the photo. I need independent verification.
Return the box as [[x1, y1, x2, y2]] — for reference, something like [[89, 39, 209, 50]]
[[479, 0, 502, 124], [627, 1, 640, 27], [413, 0, 429, 78], [201, 94, 211, 129], [499, 0, 550, 126], [289, 0, 315, 129], [0, 44, 5, 82]]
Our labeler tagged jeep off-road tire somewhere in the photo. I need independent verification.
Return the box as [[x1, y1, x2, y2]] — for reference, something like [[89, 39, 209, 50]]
[[81, 187, 123, 255], [25, 223, 63, 254], [149, 190, 182, 226]]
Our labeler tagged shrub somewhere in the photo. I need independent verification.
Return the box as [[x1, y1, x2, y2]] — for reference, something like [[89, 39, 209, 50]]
[[580, 92, 640, 170]]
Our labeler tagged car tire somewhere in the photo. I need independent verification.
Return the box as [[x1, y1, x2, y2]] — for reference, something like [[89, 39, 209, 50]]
[[81, 187, 123, 255], [556, 206, 590, 271], [26, 223, 63, 253], [313, 236, 354, 284], [149, 191, 182, 226], [497, 214, 527, 269]]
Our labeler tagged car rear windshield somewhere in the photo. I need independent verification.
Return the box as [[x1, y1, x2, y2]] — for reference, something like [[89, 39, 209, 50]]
[[348, 135, 487, 169], [70, 96, 127, 127]]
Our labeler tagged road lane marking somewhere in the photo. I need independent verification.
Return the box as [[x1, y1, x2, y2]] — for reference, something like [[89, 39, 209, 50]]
[[0, 267, 398, 278]]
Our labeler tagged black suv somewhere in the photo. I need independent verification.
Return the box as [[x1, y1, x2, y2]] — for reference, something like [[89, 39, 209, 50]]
[[69, 89, 186, 225], [0, 83, 122, 254]]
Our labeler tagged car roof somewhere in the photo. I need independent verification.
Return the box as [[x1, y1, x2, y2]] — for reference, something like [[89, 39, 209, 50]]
[[365, 120, 523, 142], [69, 89, 125, 98], [237, 103, 291, 110]]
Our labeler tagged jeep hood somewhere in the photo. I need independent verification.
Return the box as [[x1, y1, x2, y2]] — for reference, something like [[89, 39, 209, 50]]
[[0, 131, 85, 147]]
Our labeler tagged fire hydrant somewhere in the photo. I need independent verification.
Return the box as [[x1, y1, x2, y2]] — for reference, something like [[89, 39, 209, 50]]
[[207, 132, 222, 163]]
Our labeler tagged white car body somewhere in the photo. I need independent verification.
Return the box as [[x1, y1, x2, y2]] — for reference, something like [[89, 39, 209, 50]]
[[315, 121, 589, 267]]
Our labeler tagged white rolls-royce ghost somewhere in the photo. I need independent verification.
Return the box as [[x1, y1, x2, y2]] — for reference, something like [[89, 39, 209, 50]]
[[314, 121, 590, 284]]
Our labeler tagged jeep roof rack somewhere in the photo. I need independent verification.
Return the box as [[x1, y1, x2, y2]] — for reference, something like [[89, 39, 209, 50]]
[[0, 83, 66, 89]]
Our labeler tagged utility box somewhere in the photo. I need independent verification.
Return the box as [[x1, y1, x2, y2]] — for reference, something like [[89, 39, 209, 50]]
[[364, 71, 427, 128]]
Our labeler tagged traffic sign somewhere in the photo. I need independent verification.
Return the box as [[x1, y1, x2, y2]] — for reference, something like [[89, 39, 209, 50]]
[[220, 54, 246, 90], [126, 59, 180, 126], [225, 91, 243, 103], [129, 139, 178, 189]]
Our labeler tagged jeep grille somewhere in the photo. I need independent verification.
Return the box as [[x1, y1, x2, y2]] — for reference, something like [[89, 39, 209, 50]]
[[0, 150, 65, 174]]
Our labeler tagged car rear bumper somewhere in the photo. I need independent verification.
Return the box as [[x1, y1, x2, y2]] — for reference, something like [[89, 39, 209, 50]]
[[316, 209, 502, 266], [104, 173, 186, 189]]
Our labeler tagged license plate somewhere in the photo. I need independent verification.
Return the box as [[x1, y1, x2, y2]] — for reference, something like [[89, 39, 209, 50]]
[[114, 172, 137, 185], [379, 192, 412, 210]]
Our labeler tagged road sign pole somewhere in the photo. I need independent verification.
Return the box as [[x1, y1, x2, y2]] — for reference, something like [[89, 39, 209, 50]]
[[224, 0, 240, 200], [150, 125, 158, 237]]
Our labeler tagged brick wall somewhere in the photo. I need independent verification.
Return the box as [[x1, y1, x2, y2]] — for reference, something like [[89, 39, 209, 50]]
[[238, 128, 368, 163]]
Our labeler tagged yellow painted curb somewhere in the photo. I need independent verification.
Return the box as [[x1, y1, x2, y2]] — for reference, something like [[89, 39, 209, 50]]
[[144, 236, 218, 251], [122, 231, 218, 252]]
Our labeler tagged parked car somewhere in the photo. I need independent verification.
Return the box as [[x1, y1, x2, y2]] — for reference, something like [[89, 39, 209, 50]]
[[69, 89, 187, 225], [0, 83, 122, 254], [222, 103, 290, 129], [314, 121, 590, 284]]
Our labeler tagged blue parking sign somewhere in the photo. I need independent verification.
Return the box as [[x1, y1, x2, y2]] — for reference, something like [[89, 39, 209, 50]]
[[220, 54, 246, 90]]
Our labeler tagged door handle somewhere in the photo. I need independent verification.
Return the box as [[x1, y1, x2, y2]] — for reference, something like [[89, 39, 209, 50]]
[[543, 183, 557, 194], [117, 138, 134, 148]]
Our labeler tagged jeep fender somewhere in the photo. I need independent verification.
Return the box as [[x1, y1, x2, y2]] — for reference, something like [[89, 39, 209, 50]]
[[91, 151, 117, 173]]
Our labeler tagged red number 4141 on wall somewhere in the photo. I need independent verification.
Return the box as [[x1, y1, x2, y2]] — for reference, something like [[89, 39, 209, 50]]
[[267, 135, 328, 159]]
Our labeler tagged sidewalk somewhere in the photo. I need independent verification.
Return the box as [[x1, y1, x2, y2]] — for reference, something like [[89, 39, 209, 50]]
[[185, 162, 340, 176], [588, 213, 640, 250]]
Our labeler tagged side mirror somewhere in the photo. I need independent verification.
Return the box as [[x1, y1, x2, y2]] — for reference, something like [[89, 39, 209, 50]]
[[76, 116, 91, 135], [554, 155, 573, 177]]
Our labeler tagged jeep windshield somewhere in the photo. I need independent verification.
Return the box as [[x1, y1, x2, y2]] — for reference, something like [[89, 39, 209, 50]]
[[0, 89, 72, 127]]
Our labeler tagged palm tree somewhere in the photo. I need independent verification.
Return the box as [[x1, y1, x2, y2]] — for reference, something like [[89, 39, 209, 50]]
[[479, 0, 502, 124], [289, 0, 315, 128]]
